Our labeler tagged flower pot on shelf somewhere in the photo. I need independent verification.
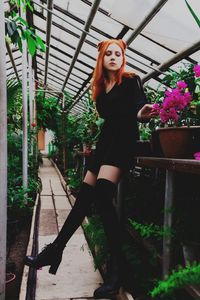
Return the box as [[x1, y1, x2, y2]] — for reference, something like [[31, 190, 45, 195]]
[[156, 126, 200, 159]]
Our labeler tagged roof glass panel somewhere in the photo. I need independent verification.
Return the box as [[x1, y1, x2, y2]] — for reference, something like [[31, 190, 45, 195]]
[[143, 0, 200, 51], [91, 10, 123, 38], [190, 51, 200, 62], [54, 0, 91, 23], [125, 34, 175, 64], [109, 0, 158, 29]]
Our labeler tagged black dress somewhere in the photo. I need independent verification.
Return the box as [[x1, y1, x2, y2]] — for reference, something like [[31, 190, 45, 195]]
[[87, 75, 147, 175]]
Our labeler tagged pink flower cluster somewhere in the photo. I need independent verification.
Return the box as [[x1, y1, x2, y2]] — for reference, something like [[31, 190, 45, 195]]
[[193, 64, 200, 78], [153, 81, 192, 124], [194, 152, 200, 160]]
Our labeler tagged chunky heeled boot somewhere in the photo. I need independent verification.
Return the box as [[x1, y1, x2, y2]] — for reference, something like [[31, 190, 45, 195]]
[[25, 182, 95, 274], [25, 243, 63, 274], [93, 178, 122, 299], [94, 255, 121, 299]]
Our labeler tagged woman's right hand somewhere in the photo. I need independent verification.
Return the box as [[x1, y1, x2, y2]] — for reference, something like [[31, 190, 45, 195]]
[[137, 104, 159, 121]]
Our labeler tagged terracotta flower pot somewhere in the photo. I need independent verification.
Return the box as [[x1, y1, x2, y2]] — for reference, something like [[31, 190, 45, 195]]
[[156, 126, 200, 158]]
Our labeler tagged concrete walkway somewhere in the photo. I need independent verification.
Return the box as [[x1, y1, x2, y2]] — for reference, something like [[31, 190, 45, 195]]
[[21, 158, 103, 300]]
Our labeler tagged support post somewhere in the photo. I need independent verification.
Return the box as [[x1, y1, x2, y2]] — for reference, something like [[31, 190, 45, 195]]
[[0, 2, 7, 299], [21, 4, 28, 190], [163, 170, 174, 278]]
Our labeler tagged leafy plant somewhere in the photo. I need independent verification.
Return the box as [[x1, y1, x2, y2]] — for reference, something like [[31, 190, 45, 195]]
[[36, 91, 60, 130], [7, 80, 23, 132], [146, 64, 200, 130], [9, 0, 33, 11], [66, 168, 82, 191], [75, 97, 103, 146], [6, 1, 45, 56], [150, 262, 200, 298], [83, 216, 109, 270], [7, 79, 40, 213], [139, 123, 152, 140], [128, 219, 173, 240]]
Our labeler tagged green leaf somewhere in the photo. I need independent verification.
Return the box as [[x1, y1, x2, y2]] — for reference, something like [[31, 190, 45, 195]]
[[21, 28, 27, 40], [27, 35, 36, 56], [15, 16, 28, 27], [185, 0, 200, 28], [27, 1, 33, 11], [35, 35, 46, 52], [17, 36, 22, 52]]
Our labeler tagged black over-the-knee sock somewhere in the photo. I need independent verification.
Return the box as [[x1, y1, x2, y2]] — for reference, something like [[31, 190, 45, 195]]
[[95, 178, 121, 258], [53, 182, 95, 248]]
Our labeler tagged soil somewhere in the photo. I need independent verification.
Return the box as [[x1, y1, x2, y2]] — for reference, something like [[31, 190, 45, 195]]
[[6, 220, 31, 300]]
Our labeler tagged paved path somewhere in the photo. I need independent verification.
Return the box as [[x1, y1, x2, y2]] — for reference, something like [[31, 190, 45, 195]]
[[25, 158, 103, 300]]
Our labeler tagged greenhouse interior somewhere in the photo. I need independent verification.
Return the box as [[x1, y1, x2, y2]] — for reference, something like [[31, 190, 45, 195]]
[[1, 0, 200, 299]]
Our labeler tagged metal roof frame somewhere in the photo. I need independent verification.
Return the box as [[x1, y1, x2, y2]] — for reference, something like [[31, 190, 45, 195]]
[[4, 0, 200, 115]]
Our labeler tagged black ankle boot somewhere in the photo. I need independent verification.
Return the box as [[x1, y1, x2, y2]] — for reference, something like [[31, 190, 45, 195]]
[[24, 243, 64, 274], [93, 255, 121, 299]]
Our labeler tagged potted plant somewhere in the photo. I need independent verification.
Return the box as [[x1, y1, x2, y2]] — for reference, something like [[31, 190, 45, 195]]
[[150, 64, 200, 158]]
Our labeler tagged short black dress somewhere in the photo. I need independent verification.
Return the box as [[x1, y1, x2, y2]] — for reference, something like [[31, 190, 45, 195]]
[[87, 75, 147, 175]]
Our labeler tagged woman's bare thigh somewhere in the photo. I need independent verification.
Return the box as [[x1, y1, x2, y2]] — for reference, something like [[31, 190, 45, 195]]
[[83, 170, 97, 186], [97, 165, 122, 184]]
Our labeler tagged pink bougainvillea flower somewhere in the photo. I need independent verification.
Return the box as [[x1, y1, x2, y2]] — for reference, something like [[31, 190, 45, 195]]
[[193, 65, 200, 78], [153, 79, 192, 125], [194, 152, 200, 160], [152, 103, 160, 111], [168, 108, 179, 122], [177, 81, 187, 89]]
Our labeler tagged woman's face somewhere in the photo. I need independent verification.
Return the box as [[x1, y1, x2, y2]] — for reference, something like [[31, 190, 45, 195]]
[[103, 43, 123, 72]]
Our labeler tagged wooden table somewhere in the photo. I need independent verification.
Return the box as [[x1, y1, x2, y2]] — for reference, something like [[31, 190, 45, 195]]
[[135, 157, 200, 278]]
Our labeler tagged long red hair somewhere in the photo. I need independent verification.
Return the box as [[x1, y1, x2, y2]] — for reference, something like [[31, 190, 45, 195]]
[[91, 39, 134, 101]]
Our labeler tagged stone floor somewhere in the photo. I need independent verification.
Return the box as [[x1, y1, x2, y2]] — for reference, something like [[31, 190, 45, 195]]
[[20, 158, 133, 300]]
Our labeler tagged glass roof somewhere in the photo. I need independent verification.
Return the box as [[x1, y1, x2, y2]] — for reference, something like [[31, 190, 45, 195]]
[[4, 0, 200, 115]]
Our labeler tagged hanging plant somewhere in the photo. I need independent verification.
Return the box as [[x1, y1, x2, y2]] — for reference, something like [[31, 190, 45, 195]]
[[5, 0, 45, 56]]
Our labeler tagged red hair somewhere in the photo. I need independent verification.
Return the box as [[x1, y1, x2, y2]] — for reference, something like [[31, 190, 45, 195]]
[[91, 39, 134, 101]]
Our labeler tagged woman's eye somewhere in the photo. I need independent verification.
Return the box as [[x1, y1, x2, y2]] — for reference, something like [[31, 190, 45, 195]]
[[116, 51, 121, 57], [105, 51, 112, 56]]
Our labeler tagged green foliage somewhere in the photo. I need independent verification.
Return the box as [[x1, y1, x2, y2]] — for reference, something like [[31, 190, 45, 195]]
[[9, 0, 33, 11], [7, 79, 40, 213], [7, 131, 40, 210], [8, 185, 34, 209], [7, 80, 23, 132], [74, 98, 103, 145], [128, 219, 173, 240], [139, 123, 152, 140], [6, 2, 45, 56], [150, 262, 200, 298], [65, 168, 82, 191], [36, 91, 60, 130], [83, 216, 109, 270]]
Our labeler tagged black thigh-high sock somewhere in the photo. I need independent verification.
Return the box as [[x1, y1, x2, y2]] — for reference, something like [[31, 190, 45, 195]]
[[95, 178, 122, 269], [53, 182, 95, 248]]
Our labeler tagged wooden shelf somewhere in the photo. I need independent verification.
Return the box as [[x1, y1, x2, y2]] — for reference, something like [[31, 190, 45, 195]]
[[135, 157, 200, 175]]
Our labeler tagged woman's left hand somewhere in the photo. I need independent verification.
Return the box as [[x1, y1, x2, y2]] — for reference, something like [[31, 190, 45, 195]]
[[137, 104, 158, 121]]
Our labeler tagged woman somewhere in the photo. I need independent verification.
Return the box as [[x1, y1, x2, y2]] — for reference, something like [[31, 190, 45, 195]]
[[25, 39, 155, 299]]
